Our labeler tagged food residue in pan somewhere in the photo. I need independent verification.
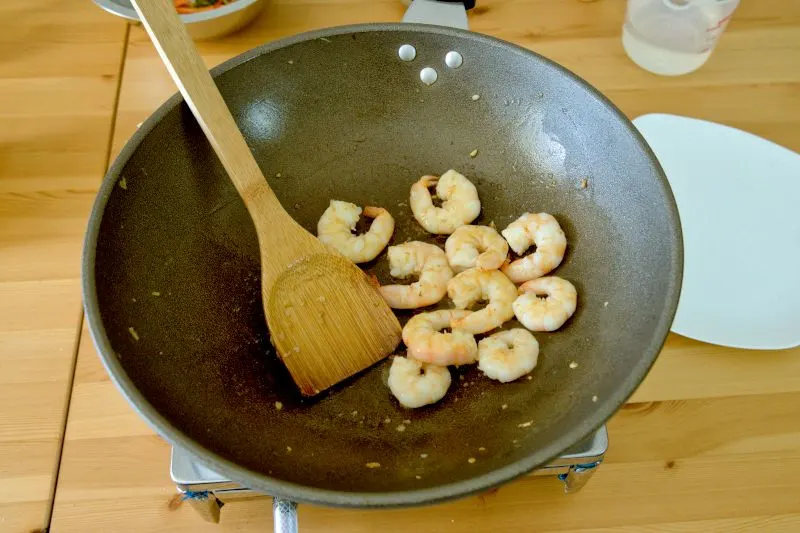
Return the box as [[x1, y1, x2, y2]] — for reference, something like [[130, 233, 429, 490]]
[[313, 168, 578, 409], [365, 462, 381, 469], [128, 326, 139, 341]]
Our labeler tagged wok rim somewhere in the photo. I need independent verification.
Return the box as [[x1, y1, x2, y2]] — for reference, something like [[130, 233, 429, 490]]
[[82, 22, 683, 508]]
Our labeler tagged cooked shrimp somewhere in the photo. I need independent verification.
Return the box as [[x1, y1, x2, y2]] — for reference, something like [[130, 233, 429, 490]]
[[445, 225, 509, 272], [501, 213, 567, 283], [446, 269, 517, 334], [478, 329, 539, 383], [317, 200, 394, 263], [388, 356, 451, 408], [378, 242, 453, 309], [402, 309, 478, 366], [513, 276, 577, 332], [409, 170, 481, 234]]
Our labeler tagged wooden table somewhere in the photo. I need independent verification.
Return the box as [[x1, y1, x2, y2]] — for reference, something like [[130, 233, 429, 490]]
[[0, 1, 126, 531], [3, 0, 800, 531]]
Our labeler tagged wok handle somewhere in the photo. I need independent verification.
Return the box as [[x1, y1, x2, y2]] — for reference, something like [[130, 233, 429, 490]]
[[402, 0, 471, 29], [436, 0, 476, 9], [273, 497, 299, 533]]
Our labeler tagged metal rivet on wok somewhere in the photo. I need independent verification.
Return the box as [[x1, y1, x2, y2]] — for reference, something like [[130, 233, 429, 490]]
[[420, 67, 438, 85], [398, 44, 417, 61], [445, 51, 463, 69]]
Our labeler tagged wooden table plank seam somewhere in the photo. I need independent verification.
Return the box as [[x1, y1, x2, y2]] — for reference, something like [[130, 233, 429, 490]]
[[98, 24, 133, 178], [30, 21, 132, 533], [40, 312, 86, 533]]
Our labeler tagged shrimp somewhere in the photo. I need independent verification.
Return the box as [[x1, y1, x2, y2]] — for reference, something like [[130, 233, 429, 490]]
[[317, 200, 394, 263], [478, 329, 540, 383], [402, 309, 478, 366], [409, 169, 481, 235], [445, 225, 509, 272], [388, 356, 451, 408], [378, 242, 453, 309], [500, 213, 567, 283], [513, 276, 577, 332], [446, 269, 517, 334]]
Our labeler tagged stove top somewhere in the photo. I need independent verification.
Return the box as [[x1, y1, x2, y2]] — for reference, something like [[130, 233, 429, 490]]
[[170, 425, 608, 523]]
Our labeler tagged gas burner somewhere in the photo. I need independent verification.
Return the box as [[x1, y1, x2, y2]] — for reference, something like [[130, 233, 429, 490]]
[[171, 425, 608, 523]]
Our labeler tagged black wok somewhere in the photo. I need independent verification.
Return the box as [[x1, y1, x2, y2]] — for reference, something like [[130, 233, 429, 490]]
[[82, 16, 682, 522]]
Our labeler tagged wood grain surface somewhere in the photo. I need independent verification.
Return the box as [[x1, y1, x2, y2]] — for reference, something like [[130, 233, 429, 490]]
[[16, 0, 800, 531], [0, 1, 126, 531]]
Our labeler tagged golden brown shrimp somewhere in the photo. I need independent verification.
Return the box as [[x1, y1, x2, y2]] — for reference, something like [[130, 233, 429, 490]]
[[445, 225, 509, 272], [402, 310, 478, 366], [388, 356, 451, 408], [513, 276, 577, 332], [409, 170, 481, 235], [446, 269, 517, 334], [501, 213, 567, 283], [478, 329, 539, 383], [317, 200, 394, 263], [378, 242, 453, 309]]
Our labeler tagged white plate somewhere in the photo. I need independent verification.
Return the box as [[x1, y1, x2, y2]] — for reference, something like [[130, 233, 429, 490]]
[[633, 114, 800, 350]]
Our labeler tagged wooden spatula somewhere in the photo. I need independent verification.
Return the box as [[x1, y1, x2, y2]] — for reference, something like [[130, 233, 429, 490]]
[[130, 0, 401, 395]]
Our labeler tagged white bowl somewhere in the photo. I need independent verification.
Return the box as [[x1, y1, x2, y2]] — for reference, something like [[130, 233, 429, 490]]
[[93, 0, 266, 40]]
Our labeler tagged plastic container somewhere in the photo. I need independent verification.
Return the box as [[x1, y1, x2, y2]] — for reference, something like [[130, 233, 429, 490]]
[[622, 0, 740, 76]]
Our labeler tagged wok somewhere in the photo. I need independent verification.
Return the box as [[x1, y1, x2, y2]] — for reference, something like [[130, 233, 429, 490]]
[[82, 3, 682, 527]]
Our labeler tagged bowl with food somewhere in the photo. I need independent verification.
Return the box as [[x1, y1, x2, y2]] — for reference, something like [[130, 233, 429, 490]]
[[93, 0, 266, 39]]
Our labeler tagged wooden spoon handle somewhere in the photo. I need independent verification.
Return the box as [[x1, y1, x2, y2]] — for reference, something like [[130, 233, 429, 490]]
[[130, 0, 281, 215]]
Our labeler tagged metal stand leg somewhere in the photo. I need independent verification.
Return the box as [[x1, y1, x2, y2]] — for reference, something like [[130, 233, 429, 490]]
[[559, 462, 601, 494], [183, 491, 224, 523]]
